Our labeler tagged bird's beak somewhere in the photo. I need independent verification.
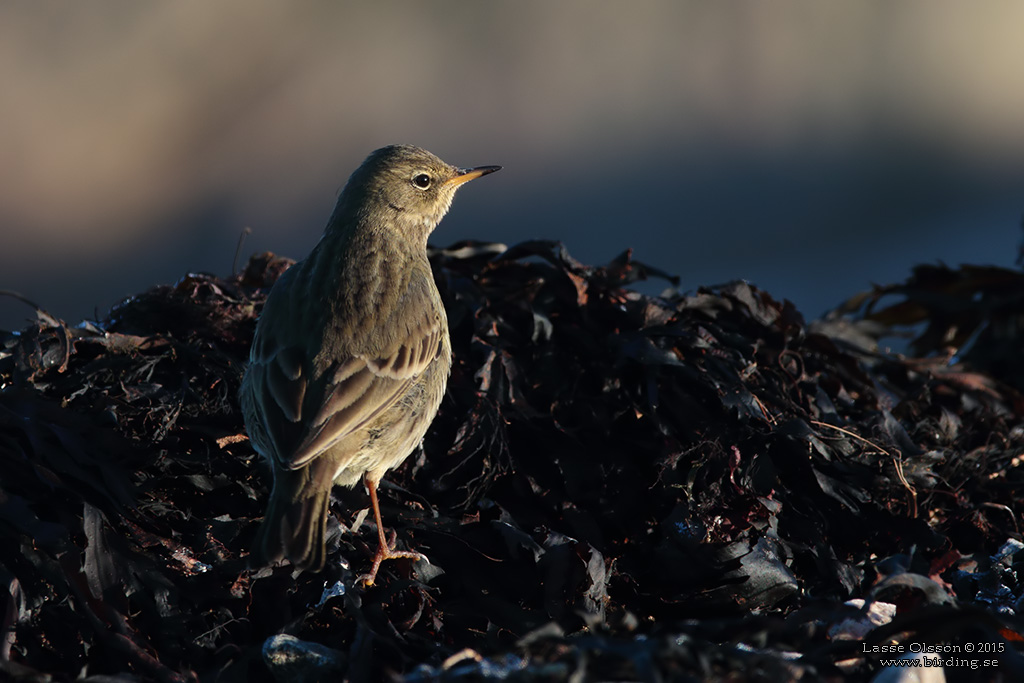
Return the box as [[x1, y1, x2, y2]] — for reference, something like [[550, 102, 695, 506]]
[[447, 165, 502, 187]]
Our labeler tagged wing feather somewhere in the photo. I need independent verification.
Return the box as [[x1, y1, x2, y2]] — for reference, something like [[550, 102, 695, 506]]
[[245, 280, 444, 472], [265, 348, 306, 422]]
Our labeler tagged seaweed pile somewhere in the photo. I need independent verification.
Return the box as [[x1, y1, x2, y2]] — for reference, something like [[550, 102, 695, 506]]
[[2, 240, 1024, 682]]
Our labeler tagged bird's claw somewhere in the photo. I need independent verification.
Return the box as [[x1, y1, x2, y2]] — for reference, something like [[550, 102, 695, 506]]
[[357, 530, 428, 587]]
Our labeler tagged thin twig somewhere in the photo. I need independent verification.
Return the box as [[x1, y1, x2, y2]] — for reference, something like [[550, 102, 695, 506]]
[[232, 226, 252, 275], [810, 419, 917, 517]]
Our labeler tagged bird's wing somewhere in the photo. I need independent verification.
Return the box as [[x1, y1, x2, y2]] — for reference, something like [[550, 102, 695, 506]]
[[248, 286, 444, 471]]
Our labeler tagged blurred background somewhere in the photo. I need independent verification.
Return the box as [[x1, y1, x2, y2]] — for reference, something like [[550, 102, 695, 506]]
[[2, 2, 1023, 332]]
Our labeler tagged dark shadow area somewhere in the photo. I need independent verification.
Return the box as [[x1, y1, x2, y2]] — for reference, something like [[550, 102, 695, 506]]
[[3, 240, 1024, 680]]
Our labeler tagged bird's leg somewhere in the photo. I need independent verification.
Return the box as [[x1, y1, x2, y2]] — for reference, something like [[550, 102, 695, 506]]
[[357, 475, 427, 586]]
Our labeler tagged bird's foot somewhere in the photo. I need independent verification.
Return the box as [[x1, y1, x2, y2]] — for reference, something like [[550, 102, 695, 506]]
[[357, 529, 427, 587]]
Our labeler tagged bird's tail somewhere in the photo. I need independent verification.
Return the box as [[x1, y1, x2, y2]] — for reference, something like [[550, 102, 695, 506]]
[[251, 462, 334, 572]]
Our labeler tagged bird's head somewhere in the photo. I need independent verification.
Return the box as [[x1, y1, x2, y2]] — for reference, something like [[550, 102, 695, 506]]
[[336, 144, 500, 242]]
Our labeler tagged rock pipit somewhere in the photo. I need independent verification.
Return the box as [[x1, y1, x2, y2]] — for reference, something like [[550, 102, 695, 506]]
[[240, 144, 500, 584]]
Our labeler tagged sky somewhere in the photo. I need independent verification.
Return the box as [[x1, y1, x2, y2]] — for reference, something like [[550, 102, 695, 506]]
[[2, 2, 1023, 332]]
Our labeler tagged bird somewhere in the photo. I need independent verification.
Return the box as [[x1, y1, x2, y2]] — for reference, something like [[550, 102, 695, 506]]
[[240, 144, 500, 584]]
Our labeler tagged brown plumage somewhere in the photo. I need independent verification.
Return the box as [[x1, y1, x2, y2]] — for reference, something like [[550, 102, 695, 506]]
[[240, 145, 499, 584]]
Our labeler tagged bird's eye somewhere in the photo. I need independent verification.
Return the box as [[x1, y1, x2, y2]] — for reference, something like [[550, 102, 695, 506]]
[[412, 173, 432, 189]]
